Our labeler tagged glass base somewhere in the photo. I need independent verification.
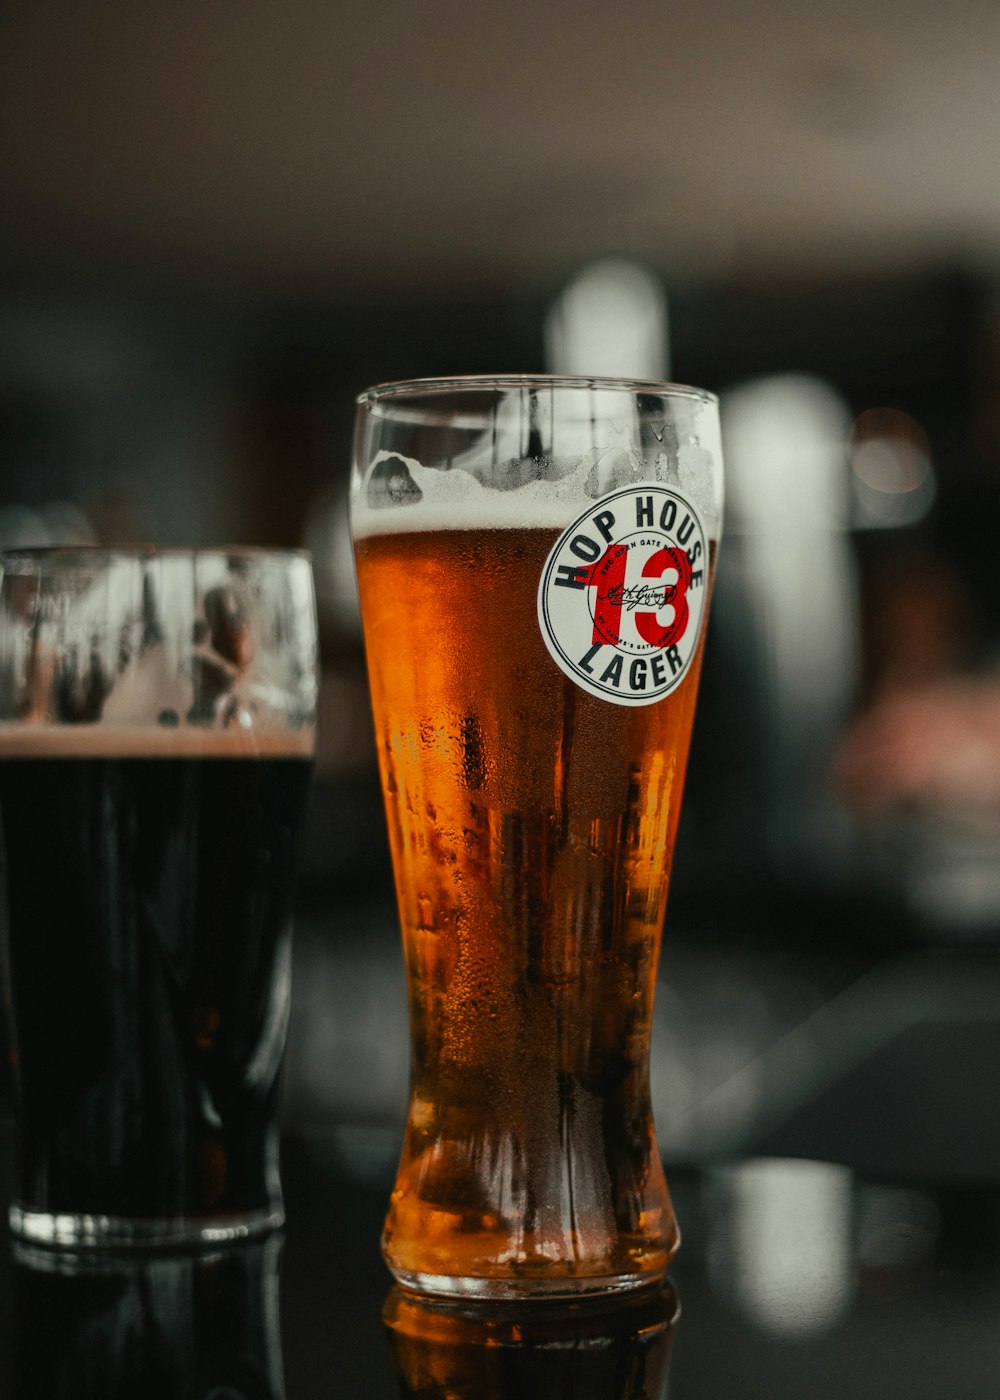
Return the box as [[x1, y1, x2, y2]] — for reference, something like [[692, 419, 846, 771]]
[[9, 1201, 285, 1250], [389, 1264, 667, 1302]]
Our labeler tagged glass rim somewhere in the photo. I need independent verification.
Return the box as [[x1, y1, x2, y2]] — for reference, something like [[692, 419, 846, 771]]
[[356, 374, 718, 408], [0, 545, 312, 572]]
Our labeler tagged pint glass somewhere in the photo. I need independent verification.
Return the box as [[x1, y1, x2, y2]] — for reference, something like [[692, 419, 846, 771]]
[[352, 377, 723, 1297], [0, 549, 317, 1247]]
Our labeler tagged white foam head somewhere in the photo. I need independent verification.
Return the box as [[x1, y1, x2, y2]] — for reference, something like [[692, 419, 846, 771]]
[[351, 452, 603, 536], [351, 438, 723, 541], [352, 384, 723, 538]]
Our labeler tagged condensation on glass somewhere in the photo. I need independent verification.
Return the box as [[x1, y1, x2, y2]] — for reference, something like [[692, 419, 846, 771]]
[[352, 376, 723, 1298]]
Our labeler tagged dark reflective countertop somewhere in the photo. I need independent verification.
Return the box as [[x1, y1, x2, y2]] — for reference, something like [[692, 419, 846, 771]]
[[2, 1124, 1000, 1399]]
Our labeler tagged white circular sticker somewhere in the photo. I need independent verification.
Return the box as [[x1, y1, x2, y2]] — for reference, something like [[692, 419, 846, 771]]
[[537, 485, 709, 706]]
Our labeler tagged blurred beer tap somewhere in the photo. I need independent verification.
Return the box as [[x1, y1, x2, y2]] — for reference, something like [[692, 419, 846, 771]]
[[712, 374, 857, 892]]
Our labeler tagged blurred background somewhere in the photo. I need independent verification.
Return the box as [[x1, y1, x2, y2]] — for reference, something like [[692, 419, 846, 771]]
[[4, 0, 1000, 1368]]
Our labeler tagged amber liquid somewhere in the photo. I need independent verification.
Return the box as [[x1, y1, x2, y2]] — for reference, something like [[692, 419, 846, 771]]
[[355, 527, 710, 1293]]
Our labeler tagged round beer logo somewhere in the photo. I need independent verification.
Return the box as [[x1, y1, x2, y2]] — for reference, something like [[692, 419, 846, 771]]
[[537, 485, 709, 706]]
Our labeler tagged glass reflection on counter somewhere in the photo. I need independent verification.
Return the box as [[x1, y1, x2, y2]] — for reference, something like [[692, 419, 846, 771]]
[[384, 1281, 678, 1400], [12, 1234, 284, 1400]]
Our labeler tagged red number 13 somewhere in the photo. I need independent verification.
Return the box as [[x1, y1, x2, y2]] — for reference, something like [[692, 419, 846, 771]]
[[585, 544, 691, 649]]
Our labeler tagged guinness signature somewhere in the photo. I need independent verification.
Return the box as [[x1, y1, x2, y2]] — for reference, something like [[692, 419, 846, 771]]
[[597, 583, 677, 612]]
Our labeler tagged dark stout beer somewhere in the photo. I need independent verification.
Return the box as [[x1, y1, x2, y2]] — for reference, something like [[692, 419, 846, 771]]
[[355, 526, 712, 1291], [0, 727, 312, 1232]]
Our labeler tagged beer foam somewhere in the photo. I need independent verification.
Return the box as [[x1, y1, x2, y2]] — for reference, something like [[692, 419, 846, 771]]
[[0, 723, 315, 759], [351, 441, 723, 540], [350, 453, 583, 537]]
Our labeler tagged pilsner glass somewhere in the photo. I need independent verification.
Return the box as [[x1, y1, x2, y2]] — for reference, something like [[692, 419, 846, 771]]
[[352, 376, 723, 1298], [0, 548, 317, 1247]]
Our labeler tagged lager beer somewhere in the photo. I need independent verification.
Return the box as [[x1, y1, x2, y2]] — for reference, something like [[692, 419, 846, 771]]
[[353, 377, 722, 1297]]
